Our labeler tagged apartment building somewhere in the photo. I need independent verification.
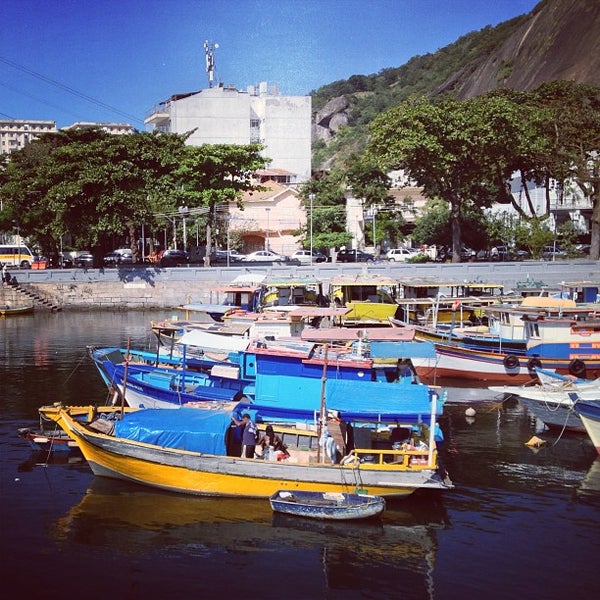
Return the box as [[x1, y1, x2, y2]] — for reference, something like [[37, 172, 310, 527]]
[[145, 82, 311, 183], [61, 122, 133, 135], [0, 119, 57, 155]]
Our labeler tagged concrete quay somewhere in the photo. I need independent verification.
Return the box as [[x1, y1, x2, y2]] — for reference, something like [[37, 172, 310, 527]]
[[3, 259, 598, 311]]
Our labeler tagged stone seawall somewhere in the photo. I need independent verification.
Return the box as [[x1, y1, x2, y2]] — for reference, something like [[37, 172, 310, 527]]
[[5, 259, 599, 310]]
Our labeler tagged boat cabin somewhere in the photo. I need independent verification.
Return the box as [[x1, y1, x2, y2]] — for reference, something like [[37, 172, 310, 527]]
[[328, 275, 399, 324]]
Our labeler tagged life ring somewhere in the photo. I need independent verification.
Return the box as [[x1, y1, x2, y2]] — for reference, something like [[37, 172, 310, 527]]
[[503, 354, 519, 370], [527, 357, 542, 372], [569, 359, 586, 378]]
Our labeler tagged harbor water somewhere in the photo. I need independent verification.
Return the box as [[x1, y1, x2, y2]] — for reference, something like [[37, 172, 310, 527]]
[[1, 310, 599, 599]]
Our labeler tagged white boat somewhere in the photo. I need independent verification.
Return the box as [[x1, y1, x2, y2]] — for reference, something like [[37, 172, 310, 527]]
[[575, 401, 600, 454], [489, 369, 600, 432]]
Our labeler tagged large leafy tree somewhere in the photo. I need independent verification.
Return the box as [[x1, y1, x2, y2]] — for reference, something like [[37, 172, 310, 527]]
[[172, 143, 268, 266], [0, 129, 187, 259], [0, 132, 267, 264], [367, 93, 537, 261], [528, 81, 600, 260]]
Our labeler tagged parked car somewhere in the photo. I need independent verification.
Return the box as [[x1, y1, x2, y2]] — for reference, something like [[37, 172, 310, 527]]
[[291, 249, 327, 264], [74, 252, 94, 268], [386, 248, 416, 262], [446, 246, 476, 261], [103, 248, 134, 266], [159, 249, 190, 267], [242, 250, 286, 263], [491, 246, 530, 261], [575, 243, 591, 256], [336, 249, 375, 263], [210, 249, 246, 264], [542, 244, 567, 259]]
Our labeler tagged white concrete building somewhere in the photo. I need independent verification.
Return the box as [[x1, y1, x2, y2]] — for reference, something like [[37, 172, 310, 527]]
[[61, 122, 133, 135], [0, 119, 57, 155], [145, 82, 311, 183]]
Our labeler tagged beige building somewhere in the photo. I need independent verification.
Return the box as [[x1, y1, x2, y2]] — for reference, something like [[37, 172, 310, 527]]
[[145, 82, 312, 183], [0, 119, 57, 155], [229, 181, 304, 255]]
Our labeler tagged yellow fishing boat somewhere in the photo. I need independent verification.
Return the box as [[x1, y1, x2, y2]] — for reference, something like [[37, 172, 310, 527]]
[[329, 275, 400, 324], [39, 403, 453, 499]]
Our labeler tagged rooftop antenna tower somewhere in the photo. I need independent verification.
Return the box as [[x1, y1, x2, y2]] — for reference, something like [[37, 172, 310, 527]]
[[204, 40, 219, 88]]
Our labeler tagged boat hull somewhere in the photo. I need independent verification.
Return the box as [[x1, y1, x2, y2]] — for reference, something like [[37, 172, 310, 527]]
[[414, 342, 600, 384], [517, 397, 585, 432], [576, 402, 600, 453]]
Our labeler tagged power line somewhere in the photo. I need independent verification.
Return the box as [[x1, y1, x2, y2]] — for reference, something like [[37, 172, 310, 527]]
[[0, 79, 88, 121], [0, 55, 144, 125]]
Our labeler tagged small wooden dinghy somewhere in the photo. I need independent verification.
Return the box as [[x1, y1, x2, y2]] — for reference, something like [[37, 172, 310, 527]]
[[17, 427, 79, 452], [269, 490, 385, 521]]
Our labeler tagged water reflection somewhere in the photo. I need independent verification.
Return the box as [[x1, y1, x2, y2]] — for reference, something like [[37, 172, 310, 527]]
[[52, 478, 448, 598], [577, 458, 600, 505]]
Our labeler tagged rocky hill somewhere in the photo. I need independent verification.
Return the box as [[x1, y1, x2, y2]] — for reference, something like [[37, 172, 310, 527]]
[[313, 0, 600, 169]]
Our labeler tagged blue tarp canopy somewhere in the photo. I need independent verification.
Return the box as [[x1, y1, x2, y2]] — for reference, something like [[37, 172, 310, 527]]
[[114, 407, 231, 455], [369, 341, 436, 359], [248, 375, 439, 422]]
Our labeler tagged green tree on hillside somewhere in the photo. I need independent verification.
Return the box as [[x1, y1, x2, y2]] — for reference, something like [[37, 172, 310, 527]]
[[367, 94, 529, 261]]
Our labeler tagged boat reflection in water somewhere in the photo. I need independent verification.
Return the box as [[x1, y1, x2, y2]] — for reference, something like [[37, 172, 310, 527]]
[[577, 457, 600, 505], [53, 478, 448, 598]]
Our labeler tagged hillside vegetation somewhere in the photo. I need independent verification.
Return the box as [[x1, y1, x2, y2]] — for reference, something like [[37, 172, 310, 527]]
[[311, 0, 600, 170]]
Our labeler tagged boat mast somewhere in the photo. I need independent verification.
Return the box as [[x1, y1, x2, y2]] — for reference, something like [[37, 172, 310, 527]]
[[317, 344, 328, 463]]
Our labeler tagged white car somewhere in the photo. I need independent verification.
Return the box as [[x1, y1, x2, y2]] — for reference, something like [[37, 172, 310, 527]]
[[242, 250, 285, 263], [386, 248, 416, 262], [291, 250, 327, 265]]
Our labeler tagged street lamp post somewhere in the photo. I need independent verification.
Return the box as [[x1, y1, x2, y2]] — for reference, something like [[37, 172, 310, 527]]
[[178, 206, 189, 252], [265, 208, 271, 251], [308, 194, 314, 265]]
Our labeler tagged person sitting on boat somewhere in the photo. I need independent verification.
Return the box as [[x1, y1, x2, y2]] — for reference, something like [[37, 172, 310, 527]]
[[231, 413, 258, 458], [257, 425, 289, 460]]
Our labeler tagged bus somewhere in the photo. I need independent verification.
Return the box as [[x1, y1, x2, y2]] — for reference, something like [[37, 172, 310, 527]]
[[0, 244, 35, 268]]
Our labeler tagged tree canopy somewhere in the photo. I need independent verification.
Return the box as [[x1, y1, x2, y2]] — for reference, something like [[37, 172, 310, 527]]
[[0, 129, 267, 263], [367, 82, 600, 261]]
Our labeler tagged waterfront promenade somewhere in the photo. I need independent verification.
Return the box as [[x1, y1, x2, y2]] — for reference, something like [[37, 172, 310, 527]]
[[2, 258, 598, 310]]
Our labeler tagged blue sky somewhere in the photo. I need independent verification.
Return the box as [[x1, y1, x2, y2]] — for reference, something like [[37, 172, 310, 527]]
[[1, 0, 540, 129]]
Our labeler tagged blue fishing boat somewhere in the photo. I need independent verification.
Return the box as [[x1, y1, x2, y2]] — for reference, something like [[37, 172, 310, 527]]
[[269, 490, 385, 520], [89, 335, 444, 425]]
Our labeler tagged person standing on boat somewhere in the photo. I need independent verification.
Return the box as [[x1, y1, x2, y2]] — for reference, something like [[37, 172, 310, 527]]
[[231, 413, 258, 458]]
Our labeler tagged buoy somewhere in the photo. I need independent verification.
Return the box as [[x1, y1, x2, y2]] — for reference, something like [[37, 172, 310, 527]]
[[465, 407, 476, 417], [525, 435, 546, 448]]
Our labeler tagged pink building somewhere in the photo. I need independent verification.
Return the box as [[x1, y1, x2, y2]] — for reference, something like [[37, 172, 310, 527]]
[[229, 181, 305, 256]]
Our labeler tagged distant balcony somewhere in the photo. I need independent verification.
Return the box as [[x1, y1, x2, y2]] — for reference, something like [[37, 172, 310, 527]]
[[145, 105, 170, 126]]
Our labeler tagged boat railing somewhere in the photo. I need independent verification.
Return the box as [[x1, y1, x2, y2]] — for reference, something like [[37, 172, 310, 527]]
[[351, 447, 436, 468]]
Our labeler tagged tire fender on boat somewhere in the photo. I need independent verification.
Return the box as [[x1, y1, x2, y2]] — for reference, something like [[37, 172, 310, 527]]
[[527, 357, 542, 372], [503, 354, 519, 370], [568, 358, 586, 378]]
